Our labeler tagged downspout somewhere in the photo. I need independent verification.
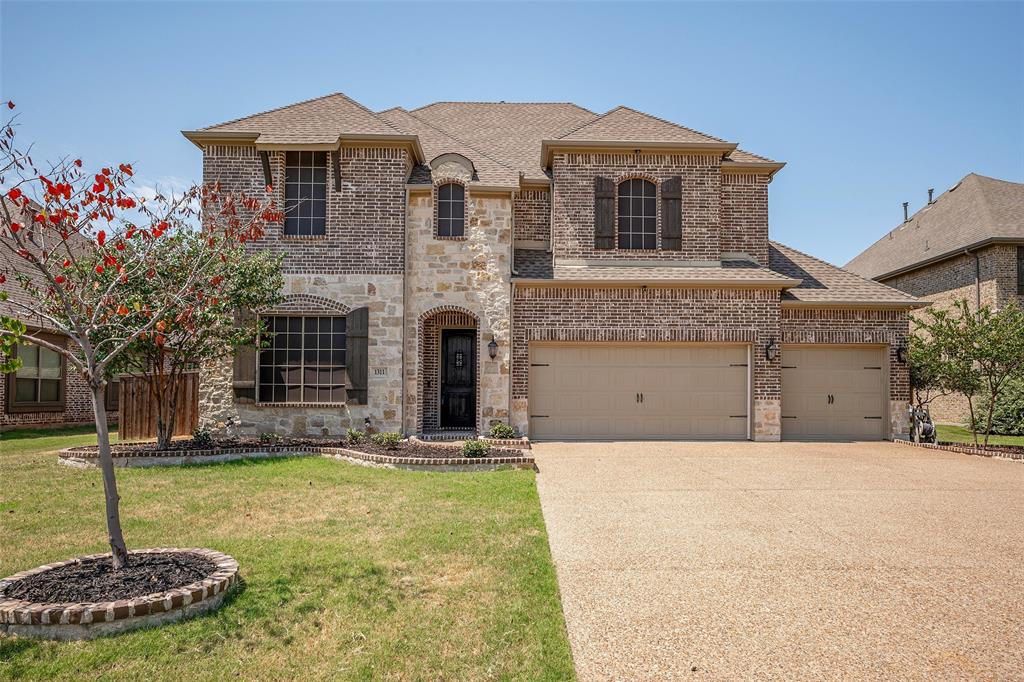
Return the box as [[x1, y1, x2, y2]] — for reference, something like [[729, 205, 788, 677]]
[[509, 190, 516, 429], [401, 186, 410, 435], [965, 248, 981, 309]]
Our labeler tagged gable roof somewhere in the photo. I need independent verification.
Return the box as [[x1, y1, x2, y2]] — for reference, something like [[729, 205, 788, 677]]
[[770, 241, 922, 307], [559, 106, 728, 145], [409, 101, 598, 182], [183, 93, 423, 156], [845, 173, 1024, 280], [377, 107, 519, 189]]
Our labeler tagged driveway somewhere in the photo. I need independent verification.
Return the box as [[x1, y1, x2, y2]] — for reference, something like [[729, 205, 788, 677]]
[[533, 441, 1024, 681]]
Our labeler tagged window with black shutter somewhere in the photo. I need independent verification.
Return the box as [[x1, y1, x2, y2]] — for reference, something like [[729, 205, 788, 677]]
[[1018, 246, 1024, 296], [617, 179, 657, 249], [284, 152, 327, 236], [258, 316, 346, 403]]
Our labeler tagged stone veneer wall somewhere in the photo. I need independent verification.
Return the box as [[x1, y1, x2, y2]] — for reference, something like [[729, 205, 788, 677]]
[[510, 285, 783, 440], [720, 174, 770, 264], [199, 274, 404, 437], [552, 152, 723, 262], [403, 184, 512, 435], [513, 189, 550, 243], [780, 307, 911, 438], [1, 335, 100, 429]]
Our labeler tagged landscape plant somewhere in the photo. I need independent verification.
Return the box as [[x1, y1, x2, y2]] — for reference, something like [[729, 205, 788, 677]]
[[0, 104, 284, 568], [369, 431, 402, 449], [461, 439, 490, 458], [488, 422, 517, 439]]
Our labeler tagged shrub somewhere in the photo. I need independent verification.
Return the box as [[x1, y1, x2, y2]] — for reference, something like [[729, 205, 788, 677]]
[[488, 423, 518, 439], [370, 431, 402, 449], [191, 427, 213, 448], [971, 376, 1024, 436], [346, 428, 366, 444], [461, 439, 490, 458], [259, 432, 281, 445]]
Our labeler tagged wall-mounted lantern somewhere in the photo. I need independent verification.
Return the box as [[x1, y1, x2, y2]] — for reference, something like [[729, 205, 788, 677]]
[[488, 337, 499, 360], [896, 344, 908, 364], [765, 339, 780, 362]]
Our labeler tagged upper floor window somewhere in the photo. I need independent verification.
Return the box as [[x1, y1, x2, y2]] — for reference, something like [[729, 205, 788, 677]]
[[6, 340, 64, 413], [617, 179, 657, 249], [437, 183, 465, 237], [1017, 246, 1024, 296], [284, 151, 327, 237], [258, 316, 346, 403]]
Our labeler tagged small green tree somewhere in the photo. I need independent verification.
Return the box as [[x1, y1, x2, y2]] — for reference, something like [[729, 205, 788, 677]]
[[108, 233, 283, 449], [913, 300, 1024, 447]]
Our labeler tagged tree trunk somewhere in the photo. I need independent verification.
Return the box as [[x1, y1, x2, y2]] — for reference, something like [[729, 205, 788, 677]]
[[965, 395, 979, 447], [90, 382, 129, 569], [985, 393, 997, 448]]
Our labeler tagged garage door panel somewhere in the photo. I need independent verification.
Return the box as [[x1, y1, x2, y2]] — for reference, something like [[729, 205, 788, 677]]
[[782, 346, 885, 441], [529, 344, 748, 440]]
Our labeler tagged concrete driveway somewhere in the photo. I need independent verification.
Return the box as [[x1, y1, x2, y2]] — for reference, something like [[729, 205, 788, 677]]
[[533, 441, 1024, 681]]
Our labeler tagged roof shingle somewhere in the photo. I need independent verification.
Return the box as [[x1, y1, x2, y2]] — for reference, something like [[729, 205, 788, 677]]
[[559, 106, 728, 145], [845, 173, 1024, 280]]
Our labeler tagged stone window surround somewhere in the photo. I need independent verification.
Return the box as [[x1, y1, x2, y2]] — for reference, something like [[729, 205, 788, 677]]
[[252, 294, 353, 409], [432, 178, 469, 241], [613, 173, 665, 252]]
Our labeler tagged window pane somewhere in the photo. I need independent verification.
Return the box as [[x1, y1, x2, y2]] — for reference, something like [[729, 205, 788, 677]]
[[450, 184, 464, 201], [39, 379, 60, 402], [312, 152, 327, 166], [438, 184, 451, 200], [40, 348, 61, 379], [16, 345, 39, 377], [15, 378, 37, 402], [450, 219, 464, 236], [312, 168, 326, 185]]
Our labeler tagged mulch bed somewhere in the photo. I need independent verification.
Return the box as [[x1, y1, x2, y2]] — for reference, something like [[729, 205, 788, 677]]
[[100, 437, 349, 453], [2, 552, 216, 604], [346, 441, 522, 459]]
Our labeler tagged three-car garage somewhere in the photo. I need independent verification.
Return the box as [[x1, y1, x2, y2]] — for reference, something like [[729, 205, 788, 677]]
[[527, 343, 889, 441]]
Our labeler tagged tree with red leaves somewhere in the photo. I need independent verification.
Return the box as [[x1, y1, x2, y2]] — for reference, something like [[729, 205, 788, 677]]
[[0, 105, 284, 568]]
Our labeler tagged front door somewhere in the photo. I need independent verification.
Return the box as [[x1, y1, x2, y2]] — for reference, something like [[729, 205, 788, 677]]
[[441, 329, 476, 429]]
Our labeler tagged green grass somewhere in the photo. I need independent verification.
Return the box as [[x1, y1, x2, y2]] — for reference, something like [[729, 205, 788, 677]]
[[936, 424, 1024, 447], [0, 427, 574, 681]]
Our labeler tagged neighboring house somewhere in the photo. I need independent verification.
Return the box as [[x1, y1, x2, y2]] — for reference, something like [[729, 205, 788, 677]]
[[183, 92, 920, 442], [0, 198, 118, 430], [845, 172, 1024, 422]]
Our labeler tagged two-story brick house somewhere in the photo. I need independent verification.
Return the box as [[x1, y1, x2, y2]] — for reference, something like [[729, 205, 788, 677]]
[[846, 173, 1024, 422], [183, 92, 920, 442]]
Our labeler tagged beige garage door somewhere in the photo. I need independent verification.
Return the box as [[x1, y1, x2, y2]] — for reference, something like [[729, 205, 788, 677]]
[[529, 344, 749, 440], [781, 346, 886, 440]]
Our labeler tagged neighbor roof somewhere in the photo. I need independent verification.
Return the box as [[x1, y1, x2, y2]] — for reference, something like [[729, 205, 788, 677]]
[[845, 173, 1024, 280], [770, 241, 922, 307]]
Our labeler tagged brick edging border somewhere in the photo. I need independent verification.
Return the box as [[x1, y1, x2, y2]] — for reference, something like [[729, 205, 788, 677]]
[[893, 438, 1024, 462], [58, 442, 534, 471], [0, 548, 239, 640]]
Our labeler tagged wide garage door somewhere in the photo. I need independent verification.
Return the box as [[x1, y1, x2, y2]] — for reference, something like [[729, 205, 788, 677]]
[[529, 344, 749, 440], [781, 346, 886, 440]]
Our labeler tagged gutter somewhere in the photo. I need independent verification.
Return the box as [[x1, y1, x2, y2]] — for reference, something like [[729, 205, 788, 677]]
[[871, 237, 1024, 282], [513, 277, 801, 289]]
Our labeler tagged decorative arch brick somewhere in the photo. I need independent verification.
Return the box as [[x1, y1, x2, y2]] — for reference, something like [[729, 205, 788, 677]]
[[258, 294, 352, 316]]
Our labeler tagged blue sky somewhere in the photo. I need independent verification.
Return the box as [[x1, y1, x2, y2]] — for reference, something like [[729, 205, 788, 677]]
[[2, 1, 1021, 265]]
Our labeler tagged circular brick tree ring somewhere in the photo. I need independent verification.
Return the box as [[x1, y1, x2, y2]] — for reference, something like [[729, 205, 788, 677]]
[[0, 548, 239, 641]]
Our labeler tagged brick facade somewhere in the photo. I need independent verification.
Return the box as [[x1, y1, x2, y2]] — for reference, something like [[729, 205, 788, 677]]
[[513, 189, 550, 243], [720, 174, 770, 264]]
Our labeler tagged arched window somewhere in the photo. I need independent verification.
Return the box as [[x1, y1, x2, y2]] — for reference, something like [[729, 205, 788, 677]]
[[617, 179, 657, 249], [437, 183, 465, 237]]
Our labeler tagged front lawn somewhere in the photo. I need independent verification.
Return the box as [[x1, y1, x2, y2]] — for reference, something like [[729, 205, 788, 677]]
[[936, 424, 1024, 447], [0, 427, 574, 681]]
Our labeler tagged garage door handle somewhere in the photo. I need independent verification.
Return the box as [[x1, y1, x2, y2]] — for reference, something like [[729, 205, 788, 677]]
[[640, 392, 644, 403]]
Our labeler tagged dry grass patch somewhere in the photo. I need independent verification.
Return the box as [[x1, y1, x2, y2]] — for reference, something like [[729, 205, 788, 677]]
[[0, 428, 574, 681]]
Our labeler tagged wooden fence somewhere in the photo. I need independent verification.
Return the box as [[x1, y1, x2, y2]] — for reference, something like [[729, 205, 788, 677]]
[[117, 372, 199, 442]]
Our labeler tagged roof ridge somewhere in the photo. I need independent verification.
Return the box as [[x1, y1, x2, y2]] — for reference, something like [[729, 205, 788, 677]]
[[202, 92, 348, 131], [412, 101, 597, 113], [399, 109, 518, 174], [332, 92, 407, 135], [560, 104, 729, 144], [772, 240, 916, 300]]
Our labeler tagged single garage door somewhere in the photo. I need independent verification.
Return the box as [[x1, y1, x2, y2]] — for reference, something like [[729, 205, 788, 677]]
[[529, 344, 749, 440], [781, 346, 886, 440]]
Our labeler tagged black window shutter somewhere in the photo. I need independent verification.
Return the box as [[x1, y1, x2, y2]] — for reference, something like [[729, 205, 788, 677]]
[[661, 176, 682, 251], [332, 150, 342, 192], [594, 177, 615, 250], [346, 306, 369, 405], [259, 151, 273, 189], [232, 309, 258, 403]]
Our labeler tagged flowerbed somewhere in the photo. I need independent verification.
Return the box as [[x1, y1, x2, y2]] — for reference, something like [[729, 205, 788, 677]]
[[0, 548, 239, 640]]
